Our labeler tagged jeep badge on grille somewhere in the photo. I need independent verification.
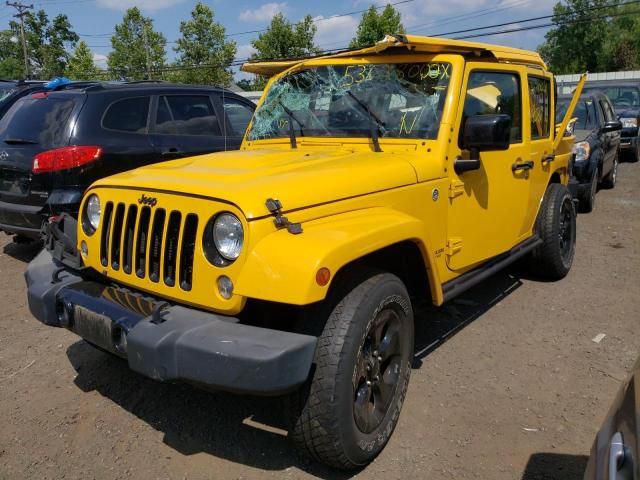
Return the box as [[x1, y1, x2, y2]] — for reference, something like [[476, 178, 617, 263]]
[[138, 194, 158, 207]]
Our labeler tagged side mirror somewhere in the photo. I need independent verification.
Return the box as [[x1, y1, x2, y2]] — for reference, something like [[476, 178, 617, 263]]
[[455, 114, 512, 174], [602, 120, 622, 133], [462, 114, 512, 152]]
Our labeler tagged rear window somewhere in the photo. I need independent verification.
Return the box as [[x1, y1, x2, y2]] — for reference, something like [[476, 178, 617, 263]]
[[0, 93, 78, 147], [102, 96, 150, 133]]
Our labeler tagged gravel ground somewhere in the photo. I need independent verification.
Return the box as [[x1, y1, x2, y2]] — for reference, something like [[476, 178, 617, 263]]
[[0, 161, 638, 480]]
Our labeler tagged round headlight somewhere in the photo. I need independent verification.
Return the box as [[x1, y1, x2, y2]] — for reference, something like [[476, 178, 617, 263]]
[[213, 213, 244, 261], [83, 194, 101, 234]]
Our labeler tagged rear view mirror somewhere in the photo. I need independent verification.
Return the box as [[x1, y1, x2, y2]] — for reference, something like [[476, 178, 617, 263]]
[[462, 114, 512, 152]]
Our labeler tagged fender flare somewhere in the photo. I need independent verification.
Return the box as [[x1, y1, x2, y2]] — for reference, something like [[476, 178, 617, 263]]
[[234, 207, 442, 305]]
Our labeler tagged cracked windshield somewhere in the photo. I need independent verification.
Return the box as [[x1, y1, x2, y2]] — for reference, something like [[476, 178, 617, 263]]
[[248, 62, 452, 141]]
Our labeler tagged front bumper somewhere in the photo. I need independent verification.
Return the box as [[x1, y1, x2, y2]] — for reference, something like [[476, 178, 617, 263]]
[[25, 249, 317, 395], [619, 135, 637, 150]]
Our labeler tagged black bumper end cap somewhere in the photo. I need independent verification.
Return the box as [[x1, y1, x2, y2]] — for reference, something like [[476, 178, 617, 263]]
[[127, 307, 317, 395], [25, 249, 83, 326]]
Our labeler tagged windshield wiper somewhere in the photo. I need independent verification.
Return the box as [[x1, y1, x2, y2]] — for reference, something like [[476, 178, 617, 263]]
[[4, 138, 38, 145], [277, 100, 305, 149], [346, 91, 385, 153]]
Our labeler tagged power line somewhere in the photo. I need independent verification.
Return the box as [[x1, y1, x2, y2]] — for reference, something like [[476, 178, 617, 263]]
[[431, 0, 640, 38], [454, 8, 640, 40], [62, 7, 640, 81]]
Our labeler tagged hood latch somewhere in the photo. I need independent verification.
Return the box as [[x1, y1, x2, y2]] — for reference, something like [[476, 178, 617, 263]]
[[266, 198, 303, 235]]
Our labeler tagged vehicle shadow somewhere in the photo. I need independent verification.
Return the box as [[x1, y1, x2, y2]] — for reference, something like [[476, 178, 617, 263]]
[[413, 267, 523, 366], [521, 452, 589, 479], [2, 236, 42, 263], [67, 340, 354, 479], [66, 267, 524, 478]]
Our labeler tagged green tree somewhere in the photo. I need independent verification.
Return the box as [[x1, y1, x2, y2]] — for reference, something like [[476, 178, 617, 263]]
[[538, 0, 612, 74], [601, 3, 640, 70], [236, 78, 256, 91], [3, 10, 78, 79], [0, 30, 23, 79], [350, 4, 404, 49], [249, 13, 319, 88], [66, 41, 98, 80], [250, 13, 319, 61], [172, 2, 236, 86], [108, 7, 166, 80]]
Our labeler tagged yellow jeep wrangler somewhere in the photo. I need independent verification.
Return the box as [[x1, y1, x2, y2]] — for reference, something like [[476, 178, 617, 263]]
[[26, 35, 584, 470]]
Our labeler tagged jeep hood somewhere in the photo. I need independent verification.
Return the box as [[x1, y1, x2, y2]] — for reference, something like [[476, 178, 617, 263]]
[[92, 148, 418, 219]]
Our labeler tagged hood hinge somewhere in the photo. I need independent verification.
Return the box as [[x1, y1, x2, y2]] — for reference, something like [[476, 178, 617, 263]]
[[446, 237, 463, 256], [265, 198, 303, 235], [449, 180, 465, 199]]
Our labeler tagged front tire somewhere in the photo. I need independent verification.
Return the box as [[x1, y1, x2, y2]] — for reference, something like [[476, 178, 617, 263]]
[[289, 271, 414, 470], [529, 184, 576, 280], [629, 141, 640, 163], [578, 167, 597, 213], [600, 151, 618, 189]]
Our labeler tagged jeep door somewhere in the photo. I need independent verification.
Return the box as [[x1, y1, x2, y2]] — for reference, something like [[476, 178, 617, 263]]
[[446, 64, 533, 272], [523, 72, 555, 233]]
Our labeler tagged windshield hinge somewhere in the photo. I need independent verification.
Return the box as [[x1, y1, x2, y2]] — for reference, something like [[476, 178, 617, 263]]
[[265, 198, 303, 235], [448, 181, 465, 199]]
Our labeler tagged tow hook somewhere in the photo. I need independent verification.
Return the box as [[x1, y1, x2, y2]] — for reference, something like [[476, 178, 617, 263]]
[[265, 198, 303, 235]]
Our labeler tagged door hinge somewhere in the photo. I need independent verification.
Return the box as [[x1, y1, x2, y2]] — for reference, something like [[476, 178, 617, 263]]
[[448, 180, 465, 199], [446, 237, 463, 255]]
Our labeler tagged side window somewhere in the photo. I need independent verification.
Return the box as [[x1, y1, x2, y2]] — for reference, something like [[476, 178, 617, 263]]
[[528, 76, 550, 139], [155, 95, 221, 136], [222, 98, 254, 136], [462, 71, 522, 144], [602, 100, 616, 123], [102, 97, 150, 133], [585, 100, 598, 130]]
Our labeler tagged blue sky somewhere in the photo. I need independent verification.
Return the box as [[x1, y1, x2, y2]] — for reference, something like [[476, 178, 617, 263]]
[[0, 0, 561, 81]]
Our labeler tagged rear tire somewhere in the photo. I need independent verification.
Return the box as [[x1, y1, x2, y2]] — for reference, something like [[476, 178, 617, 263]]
[[288, 270, 414, 470], [529, 184, 576, 280], [600, 151, 618, 189]]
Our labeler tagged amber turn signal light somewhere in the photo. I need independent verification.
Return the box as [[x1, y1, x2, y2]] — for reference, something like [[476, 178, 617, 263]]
[[316, 268, 331, 286]]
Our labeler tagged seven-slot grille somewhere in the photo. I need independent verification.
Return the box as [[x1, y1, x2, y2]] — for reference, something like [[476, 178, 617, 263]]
[[99, 202, 199, 291]]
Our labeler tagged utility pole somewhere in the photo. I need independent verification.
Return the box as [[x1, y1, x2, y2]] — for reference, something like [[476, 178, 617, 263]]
[[142, 24, 151, 80], [6, 1, 33, 80]]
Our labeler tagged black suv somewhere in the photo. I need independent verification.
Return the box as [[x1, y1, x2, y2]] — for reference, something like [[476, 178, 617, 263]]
[[583, 81, 640, 162], [556, 91, 621, 212], [0, 82, 255, 240]]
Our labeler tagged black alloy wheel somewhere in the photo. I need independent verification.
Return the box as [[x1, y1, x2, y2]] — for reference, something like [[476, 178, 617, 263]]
[[558, 196, 575, 265], [353, 307, 406, 433]]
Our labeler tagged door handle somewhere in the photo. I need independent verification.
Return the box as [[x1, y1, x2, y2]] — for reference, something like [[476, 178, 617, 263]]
[[512, 160, 534, 172], [542, 154, 555, 163], [609, 432, 626, 479]]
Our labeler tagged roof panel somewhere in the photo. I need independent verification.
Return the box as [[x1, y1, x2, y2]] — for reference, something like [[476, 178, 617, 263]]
[[241, 34, 547, 76]]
